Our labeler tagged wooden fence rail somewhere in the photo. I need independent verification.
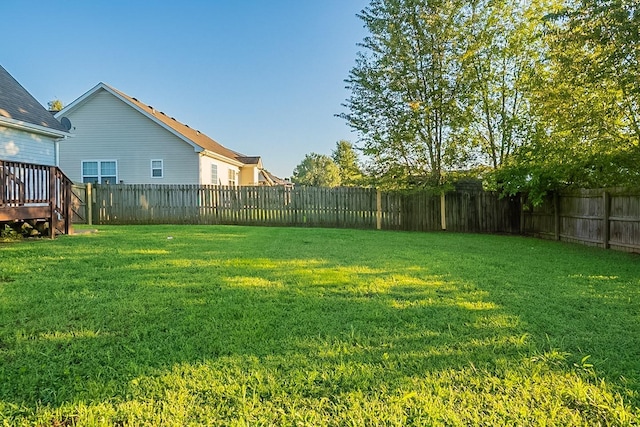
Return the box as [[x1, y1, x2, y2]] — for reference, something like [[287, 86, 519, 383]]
[[77, 184, 639, 254]]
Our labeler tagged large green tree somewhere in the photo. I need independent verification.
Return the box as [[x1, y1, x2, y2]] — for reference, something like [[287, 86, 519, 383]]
[[331, 140, 364, 186], [344, 0, 639, 197], [341, 0, 548, 188], [458, 0, 544, 170], [552, 0, 639, 145], [341, 0, 470, 188], [292, 153, 341, 187], [496, 0, 640, 202]]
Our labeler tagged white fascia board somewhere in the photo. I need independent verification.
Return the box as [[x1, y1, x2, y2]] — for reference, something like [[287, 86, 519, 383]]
[[55, 82, 105, 118], [201, 150, 244, 167], [0, 116, 70, 138]]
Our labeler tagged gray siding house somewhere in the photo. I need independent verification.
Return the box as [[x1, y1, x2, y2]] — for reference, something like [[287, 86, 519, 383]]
[[55, 83, 265, 185]]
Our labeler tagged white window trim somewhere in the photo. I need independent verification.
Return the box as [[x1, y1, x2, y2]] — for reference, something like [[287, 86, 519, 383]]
[[228, 169, 237, 186], [151, 159, 164, 179], [81, 160, 118, 184], [211, 164, 218, 185]]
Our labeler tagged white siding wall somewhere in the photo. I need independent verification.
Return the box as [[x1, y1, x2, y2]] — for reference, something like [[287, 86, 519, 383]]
[[0, 125, 57, 165], [58, 89, 199, 184], [199, 155, 240, 186]]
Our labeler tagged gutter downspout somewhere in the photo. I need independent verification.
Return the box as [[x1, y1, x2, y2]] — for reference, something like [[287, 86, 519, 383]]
[[54, 136, 67, 167]]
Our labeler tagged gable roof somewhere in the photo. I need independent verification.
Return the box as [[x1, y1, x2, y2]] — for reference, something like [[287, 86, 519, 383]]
[[57, 82, 260, 166], [0, 65, 69, 136]]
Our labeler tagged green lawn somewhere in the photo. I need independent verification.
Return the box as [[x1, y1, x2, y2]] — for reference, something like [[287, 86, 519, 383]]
[[1, 225, 639, 426]]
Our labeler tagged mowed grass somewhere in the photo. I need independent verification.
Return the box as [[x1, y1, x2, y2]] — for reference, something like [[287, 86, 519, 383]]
[[0, 225, 639, 426]]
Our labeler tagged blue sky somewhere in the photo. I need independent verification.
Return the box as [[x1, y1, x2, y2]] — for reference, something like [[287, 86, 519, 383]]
[[4, 1, 369, 178]]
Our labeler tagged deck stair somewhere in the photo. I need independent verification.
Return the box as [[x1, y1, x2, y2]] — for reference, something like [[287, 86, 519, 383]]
[[0, 160, 73, 237]]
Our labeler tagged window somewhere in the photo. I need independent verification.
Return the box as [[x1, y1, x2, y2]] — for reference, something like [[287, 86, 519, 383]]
[[82, 161, 98, 183], [82, 160, 117, 184], [228, 169, 237, 186], [151, 159, 163, 178], [211, 164, 218, 185]]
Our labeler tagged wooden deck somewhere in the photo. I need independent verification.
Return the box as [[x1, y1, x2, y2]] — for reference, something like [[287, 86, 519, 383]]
[[0, 160, 73, 237]]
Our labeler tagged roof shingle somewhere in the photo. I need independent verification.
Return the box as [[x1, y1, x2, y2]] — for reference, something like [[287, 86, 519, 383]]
[[0, 65, 67, 132], [105, 84, 252, 163]]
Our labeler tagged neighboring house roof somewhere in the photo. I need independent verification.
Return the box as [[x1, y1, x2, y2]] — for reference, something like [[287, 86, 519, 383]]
[[259, 170, 290, 186], [0, 65, 69, 137], [236, 155, 262, 165], [235, 154, 263, 169], [56, 82, 260, 167]]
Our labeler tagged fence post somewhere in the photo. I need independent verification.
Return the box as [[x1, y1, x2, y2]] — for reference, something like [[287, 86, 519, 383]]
[[0, 160, 4, 207], [553, 192, 560, 241], [48, 166, 56, 238], [376, 189, 382, 230], [440, 192, 447, 230], [603, 190, 610, 249], [86, 183, 93, 226], [64, 176, 72, 235], [519, 194, 525, 235]]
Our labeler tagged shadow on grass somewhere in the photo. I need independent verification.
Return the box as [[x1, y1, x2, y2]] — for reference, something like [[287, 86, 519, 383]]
[[0, 225, 639, 421]]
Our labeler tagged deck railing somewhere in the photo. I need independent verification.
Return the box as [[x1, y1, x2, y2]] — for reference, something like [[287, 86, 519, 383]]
[[0, 160, 73, 236]]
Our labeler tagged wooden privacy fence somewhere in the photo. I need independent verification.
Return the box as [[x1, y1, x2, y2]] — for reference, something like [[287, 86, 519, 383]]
[[87, 185, 398, 229], [76, 184, 639, 253], [523, 188, 640, 253], [81, 184, 520, 233]]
